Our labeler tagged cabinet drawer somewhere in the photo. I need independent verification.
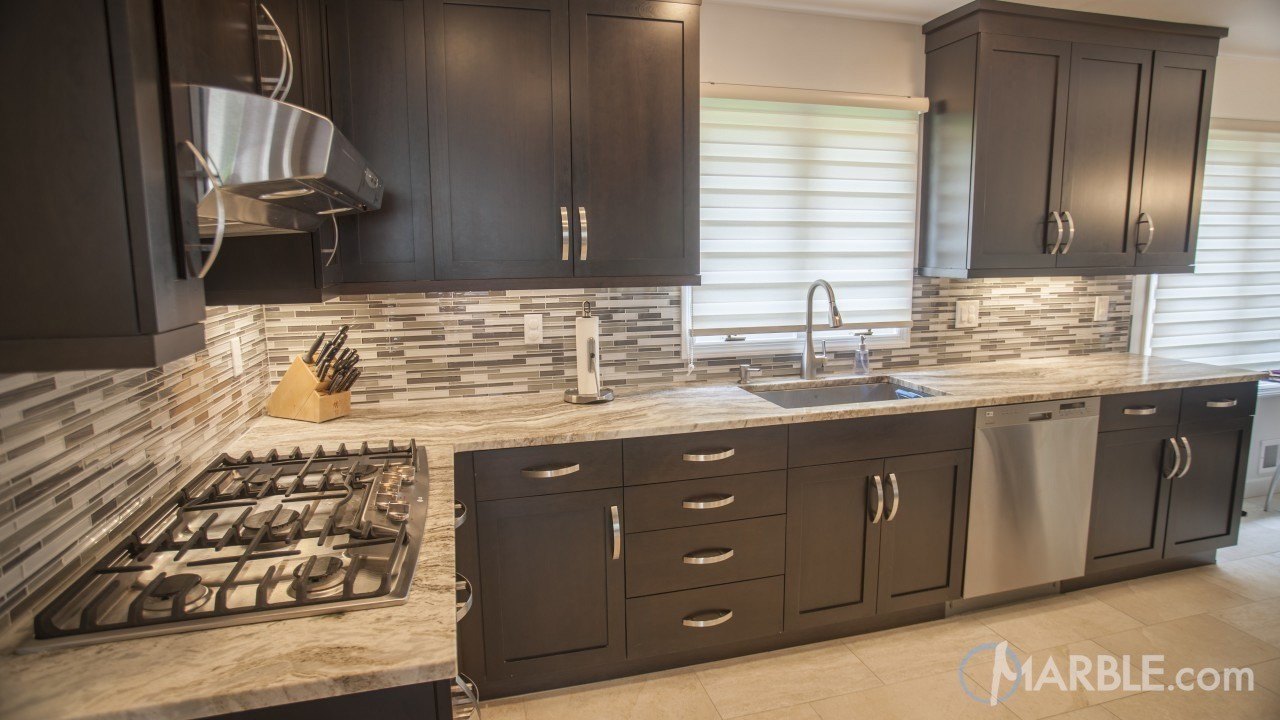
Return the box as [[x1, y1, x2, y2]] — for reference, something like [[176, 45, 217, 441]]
[[1179, 383, 1258, 424], [1099, 390, 1182, 432], [626, 576, 783, 658], [788, 409, 973, 467], [624, 471, 786, 533], [474, 441, 621, 501], [623, 427, 787, 485], [625, 515, 786, 597]]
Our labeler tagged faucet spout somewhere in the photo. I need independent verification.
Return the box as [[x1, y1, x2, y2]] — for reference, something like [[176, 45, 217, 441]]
[[802, 279, 842, 379]]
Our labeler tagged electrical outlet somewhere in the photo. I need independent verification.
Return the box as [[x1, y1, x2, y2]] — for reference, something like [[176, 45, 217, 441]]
[[523, 313, 543, 344], [1093, 296, 1111, 322], [955, 300, 980, 329], [230, 335, 244, 377]]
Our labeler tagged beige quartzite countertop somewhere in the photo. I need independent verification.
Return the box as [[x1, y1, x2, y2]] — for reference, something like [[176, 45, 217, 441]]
[[0, 353, 1267, 720]]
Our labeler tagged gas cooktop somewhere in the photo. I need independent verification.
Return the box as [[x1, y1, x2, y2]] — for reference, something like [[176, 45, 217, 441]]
[[24, 440, 429, 652]]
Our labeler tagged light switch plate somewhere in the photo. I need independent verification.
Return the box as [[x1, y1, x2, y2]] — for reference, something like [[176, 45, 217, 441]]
[[955, 300, 980, 329], [1093, 296, 1110, 322], [230, 336, 244, 377], [523, 313, 543, 344]]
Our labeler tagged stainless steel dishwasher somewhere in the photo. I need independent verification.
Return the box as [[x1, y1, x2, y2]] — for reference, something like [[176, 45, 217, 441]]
[[964, 397, 1101, 599]]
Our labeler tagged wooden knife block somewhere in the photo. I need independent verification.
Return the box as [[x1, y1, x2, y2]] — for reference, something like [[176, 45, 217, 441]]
[[265, 355, 351, 423]]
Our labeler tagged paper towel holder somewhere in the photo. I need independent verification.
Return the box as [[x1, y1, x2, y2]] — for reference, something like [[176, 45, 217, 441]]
[[565, 301, 616, 405]]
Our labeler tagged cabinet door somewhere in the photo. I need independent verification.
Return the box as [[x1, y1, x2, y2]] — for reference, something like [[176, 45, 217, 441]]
[[1164, 418, 1252, 557], [1056, 44, 1151, 269], [567, 0, 698, 278], [970, 34, 1070, 271], [325, 0, 434, 283], [784, 460, 881, 630], [426, 0, 573, 280], [478, 489, 625, 679], [1086, 426, 1176, 573], [1136, 52, 1214, 269], [877, 451, 971, 614]]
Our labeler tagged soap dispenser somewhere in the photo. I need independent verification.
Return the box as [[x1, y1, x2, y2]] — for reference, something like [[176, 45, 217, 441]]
[[853, 331, 872, 375]]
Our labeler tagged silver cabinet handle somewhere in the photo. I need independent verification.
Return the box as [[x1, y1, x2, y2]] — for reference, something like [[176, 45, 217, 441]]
[[182, 140, 227, 279], [578, 206, 589, 261], [683, 548, 734, 565], [452, 674, 480, 720], [683, 609, 733, 628], [1123, 405, 1158, 416], [454, 500, 467, 530], [323, 213, 340, 266], [682, 494, 734, 510], [683, 448, 735, 462], [1178, 437, 1193, 478], [1047, 211, 1064, 254], [610, 504, 621, 560], [456, 573, 474, 623], [1061, 210, 1076, 254], [560, 206, 570, 261], [1206, 399, 1238, 408], [1136, 211, 1156, 254], [1164, 437, 1182, 480], [259, 3, 294, 101], [520, 463, 580, 479], [886, 472, 901, 522], [871, 475, 885, 524]]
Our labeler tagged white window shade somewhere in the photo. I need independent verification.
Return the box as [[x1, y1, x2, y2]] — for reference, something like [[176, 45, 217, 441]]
[[1146, 122, 1280, 370], [690, 96, 919, 347]]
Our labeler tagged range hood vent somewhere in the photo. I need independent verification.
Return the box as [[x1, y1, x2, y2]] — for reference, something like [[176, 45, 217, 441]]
[[186, 85, 383, 239]]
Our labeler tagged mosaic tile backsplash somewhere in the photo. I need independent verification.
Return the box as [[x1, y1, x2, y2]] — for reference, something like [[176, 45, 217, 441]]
[[0, 306, 268, 633], [263, 276, 1134, 403]]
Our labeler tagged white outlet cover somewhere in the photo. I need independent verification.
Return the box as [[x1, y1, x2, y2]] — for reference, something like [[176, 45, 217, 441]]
[[1093, 296, 1111, 322], [955, 300, 980, 329], [230, 336, 244, 377], [524, 313, 544, 344]]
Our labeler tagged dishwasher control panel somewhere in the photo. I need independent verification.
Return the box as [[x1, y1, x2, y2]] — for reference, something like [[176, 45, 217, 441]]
[[976, 396, 1100, 429]]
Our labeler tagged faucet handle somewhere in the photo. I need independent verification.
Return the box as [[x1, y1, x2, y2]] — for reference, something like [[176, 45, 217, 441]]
[[737, 364, 762, 384]]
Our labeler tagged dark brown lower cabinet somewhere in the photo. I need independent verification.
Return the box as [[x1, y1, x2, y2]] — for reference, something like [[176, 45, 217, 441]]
[[1164, 417, 1251, 557], [1086, 426, 1176, 572], [477, 488, 625, 680], [784, 450, 970, 628]]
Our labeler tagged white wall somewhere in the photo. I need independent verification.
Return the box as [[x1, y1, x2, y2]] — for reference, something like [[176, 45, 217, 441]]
[[1213, 55, 1280, 122]]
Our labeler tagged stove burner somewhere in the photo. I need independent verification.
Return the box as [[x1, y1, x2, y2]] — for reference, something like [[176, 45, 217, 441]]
[[142, 573, 212, 613], [288, 556, 347, 598], [242, 508, 301, 539]]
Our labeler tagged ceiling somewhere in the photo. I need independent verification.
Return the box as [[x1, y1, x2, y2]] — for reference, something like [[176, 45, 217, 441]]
[[707, 0, 1280, 57]]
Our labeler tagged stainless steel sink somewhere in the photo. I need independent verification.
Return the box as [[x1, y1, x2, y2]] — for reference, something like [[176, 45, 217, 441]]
[[745, 379, 933, 409]]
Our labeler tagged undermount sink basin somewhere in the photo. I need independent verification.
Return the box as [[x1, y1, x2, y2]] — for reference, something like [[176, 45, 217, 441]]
[[745, 379, 933, 409]]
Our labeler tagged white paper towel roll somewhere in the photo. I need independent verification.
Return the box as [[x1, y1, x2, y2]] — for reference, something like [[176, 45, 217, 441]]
[[575, 315, 601, 395]]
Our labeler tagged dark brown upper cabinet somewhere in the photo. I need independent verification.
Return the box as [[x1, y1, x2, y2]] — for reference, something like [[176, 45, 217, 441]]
[[919, 0, 1225, 278], [0, 0, 206, 371], [424, 0, 700, 286]]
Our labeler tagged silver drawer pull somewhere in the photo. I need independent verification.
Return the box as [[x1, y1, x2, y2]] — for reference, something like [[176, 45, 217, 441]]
[[1123, 405, 1158, 416], [521, 463, 580, 479], [454, 501, 467, 530], [682, 494, 735, 510], [683, 448, 735, 462], [683, 548, 734, 565], [456, 573, 473, 623], [1179, 436, 1193, 478], [683, 609, 733, 628], [1206, 399, 1238, 408]]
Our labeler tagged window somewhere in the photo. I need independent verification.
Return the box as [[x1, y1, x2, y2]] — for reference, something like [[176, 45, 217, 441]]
[[685, 89, 922, 356], [1138, 121, 1280, 370]]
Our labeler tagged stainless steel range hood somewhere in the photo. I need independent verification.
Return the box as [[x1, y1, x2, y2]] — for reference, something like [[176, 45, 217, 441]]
[[187, 85, 382, 237]]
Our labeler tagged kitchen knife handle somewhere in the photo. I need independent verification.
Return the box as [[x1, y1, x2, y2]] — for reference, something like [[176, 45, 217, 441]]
[[305, 333, 325, 364]]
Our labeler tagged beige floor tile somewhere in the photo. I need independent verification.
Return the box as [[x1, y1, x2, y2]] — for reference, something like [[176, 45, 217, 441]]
[[960, 640, 1140, 720], [974, 593, 1143, 653], [810, 671, 1019, 720], [491, 670, 720, 720], [737, 704, 822, 720], [696, 640, 881, 719], [1198, 553, 1280, 601], [477, 698, 528, 720], [1218, 521, 1280, 561], [842, 617, 1006, 683], [1042, 707, 1119, 720], [1093, 614, 1280, 673], [1252, 658, 1280, 694], [1103, 684, 1280, 720], [1088, 569, 1252, 624], [1214, 597, 1280, 647]]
